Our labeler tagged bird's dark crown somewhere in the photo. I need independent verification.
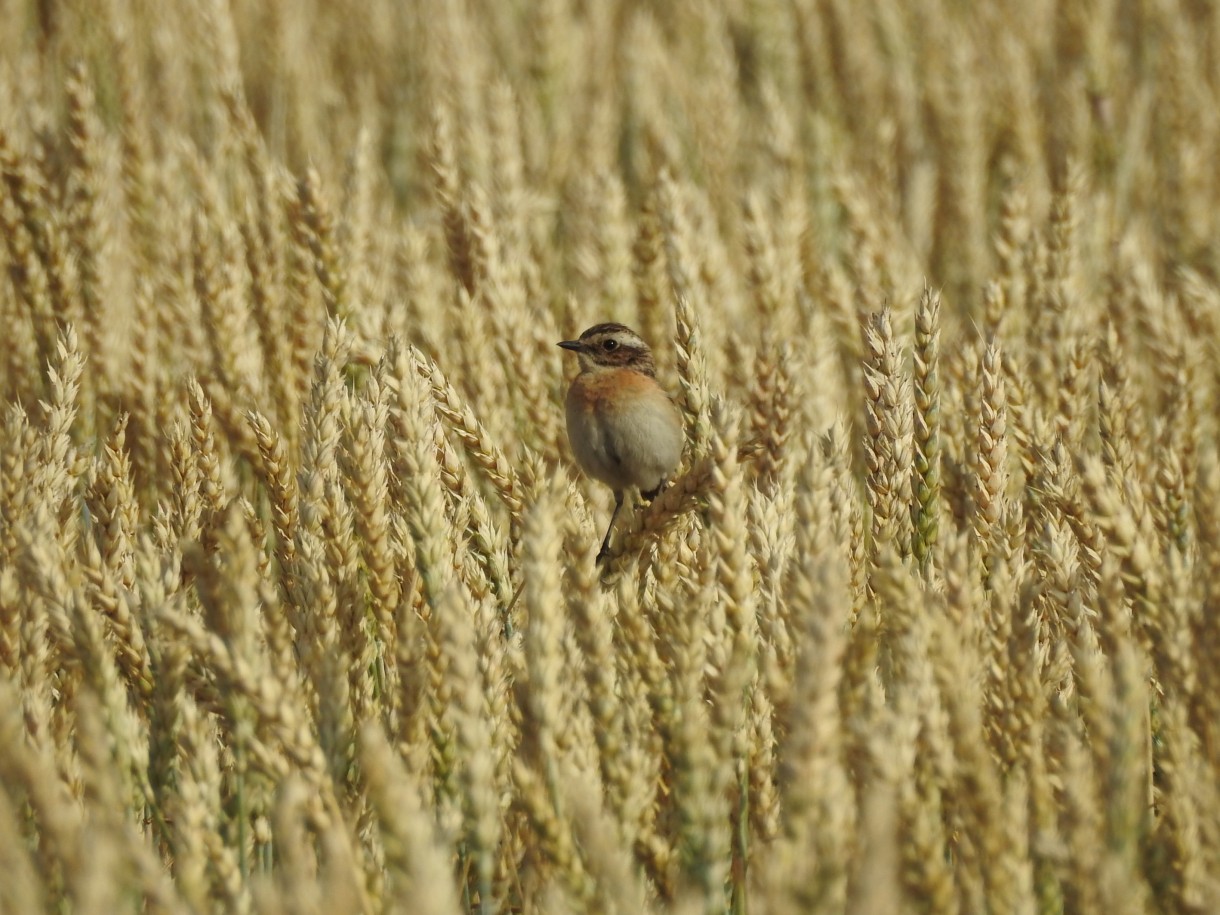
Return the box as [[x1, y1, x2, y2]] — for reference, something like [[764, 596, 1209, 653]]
[[580, 322, 637, 340]]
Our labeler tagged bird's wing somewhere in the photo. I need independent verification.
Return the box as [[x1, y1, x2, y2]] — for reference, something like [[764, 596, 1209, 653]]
[[602, 427, 624, 468]]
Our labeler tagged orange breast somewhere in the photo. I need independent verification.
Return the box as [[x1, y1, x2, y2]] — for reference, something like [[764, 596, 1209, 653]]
[[572, 369, 667, 414]]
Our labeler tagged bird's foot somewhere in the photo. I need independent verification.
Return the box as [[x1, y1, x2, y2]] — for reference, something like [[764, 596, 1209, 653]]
[[641, 478, 669, 502]]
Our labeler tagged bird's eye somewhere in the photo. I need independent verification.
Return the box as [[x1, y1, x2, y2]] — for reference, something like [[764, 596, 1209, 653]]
[[602, 339, 618, 351]]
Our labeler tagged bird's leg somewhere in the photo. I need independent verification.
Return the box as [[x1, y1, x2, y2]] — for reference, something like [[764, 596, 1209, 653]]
[[597, 490, 624, 563]]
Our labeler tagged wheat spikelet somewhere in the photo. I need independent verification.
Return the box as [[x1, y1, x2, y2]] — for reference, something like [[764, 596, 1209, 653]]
[[189, 163, 257, 397], [563, 509, 648, 844], [974, 339, 1011, 571], [0, 132, 77, 358], [911, 283, 943, 577], [0, 673, 87, 905], [340, 372, 399, 643], [37, 327, 86, 522], [0, 772, 43, 910], [892, 593, 958, 915], [633, 183, 671, 372], [861, 309, 913, 567], [748, 484, 794, 710], [283, 179, 327, 406], [928, 605, 1021, 911], [246, 408, 302, 616], [79, 531, 152, 706], [185, 378, 227, 543], [516, 483, 598, 906], [702, 398, 760, 905], [434, 581, 501, 914], [409, 346, 524, 526], [293, 167, 348, 320], [777, 547, 852, 909], [1078, 456, 1172, 683], [659, 180, 713, 457], [233, 126, 293, 418], [38, 548, 152, 817], [360, 725, 463, 915], [84, 413, 139, 587], [388, 336, 471, 820], [427, 106, 476, 297], [835, 172, 890, 315], [563, 777, 655, 915], [64, 62, 108, 390], [744, 337, 793, 494], [656, 530, 730, 907], [111, 2, 160, 279]]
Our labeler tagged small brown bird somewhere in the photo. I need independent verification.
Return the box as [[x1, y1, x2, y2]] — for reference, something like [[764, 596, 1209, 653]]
[[558, 323, 684, 561]]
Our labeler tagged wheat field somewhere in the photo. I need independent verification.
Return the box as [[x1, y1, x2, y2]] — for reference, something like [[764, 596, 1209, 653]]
[[1, 0, 1219, 912]]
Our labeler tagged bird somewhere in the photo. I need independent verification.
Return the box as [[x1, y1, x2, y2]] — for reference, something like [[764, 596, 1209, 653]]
[[558, 323, 684, 562]]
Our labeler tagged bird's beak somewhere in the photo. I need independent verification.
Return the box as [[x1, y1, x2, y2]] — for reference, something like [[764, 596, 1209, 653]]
[[557, 340, 583, 352]]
